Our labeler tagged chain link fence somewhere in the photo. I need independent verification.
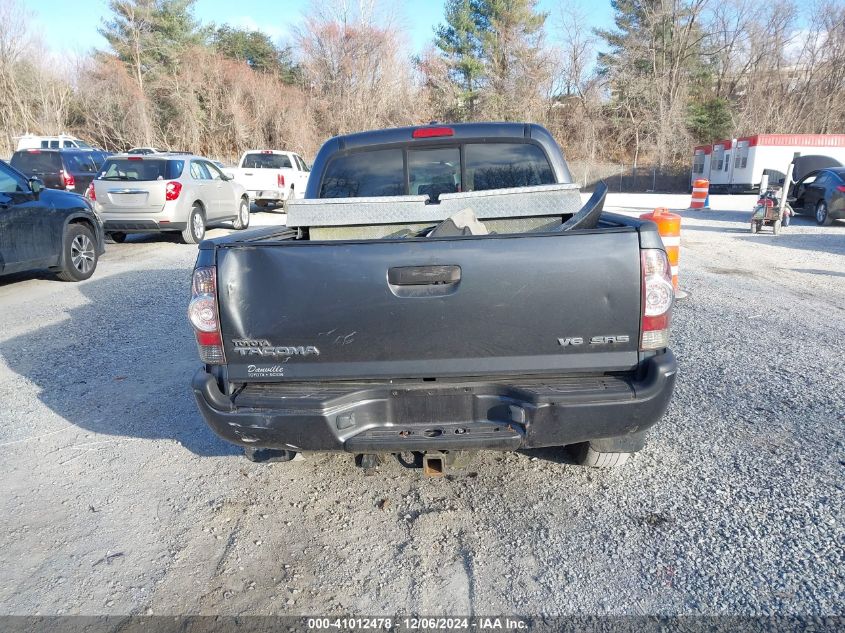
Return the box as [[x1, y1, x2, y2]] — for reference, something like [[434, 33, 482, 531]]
[[568, 161, 691, 193]]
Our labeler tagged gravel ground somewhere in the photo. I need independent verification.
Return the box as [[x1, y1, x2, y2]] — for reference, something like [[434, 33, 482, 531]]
[[0, 197, 843, 617]]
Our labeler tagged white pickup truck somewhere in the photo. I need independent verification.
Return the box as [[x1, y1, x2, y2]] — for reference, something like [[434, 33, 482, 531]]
[[228, 150, 311, 208]]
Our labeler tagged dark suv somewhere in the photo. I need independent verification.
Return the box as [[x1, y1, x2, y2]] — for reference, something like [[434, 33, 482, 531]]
[[10, 149, 100, 196]]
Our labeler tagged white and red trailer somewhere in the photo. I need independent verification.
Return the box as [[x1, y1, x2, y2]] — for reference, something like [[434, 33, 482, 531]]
[[691, 134, 845, 193]]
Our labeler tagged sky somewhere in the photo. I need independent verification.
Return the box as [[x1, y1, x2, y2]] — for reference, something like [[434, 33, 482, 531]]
[[29, 0, 617, 57]]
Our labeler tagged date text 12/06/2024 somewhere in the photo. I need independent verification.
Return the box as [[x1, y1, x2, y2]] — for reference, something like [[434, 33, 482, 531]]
[[306, 617, 530, 631]]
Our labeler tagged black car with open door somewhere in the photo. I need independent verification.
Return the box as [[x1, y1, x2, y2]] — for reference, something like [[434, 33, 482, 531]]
[[0, 159, 104, 282], [789, 167, 845, 226]]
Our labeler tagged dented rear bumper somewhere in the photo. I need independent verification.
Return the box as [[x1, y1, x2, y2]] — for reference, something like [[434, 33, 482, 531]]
[[192, 352, 677, 453]]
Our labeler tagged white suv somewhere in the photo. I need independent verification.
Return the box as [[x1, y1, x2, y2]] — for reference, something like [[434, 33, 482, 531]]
[[90, 154, 251, 244]]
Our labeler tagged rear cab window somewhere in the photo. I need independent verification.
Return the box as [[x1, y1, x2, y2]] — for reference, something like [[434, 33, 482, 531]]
[[319, 142, 555, 199], [320, 148, 404, 197], [11, 151, 62, 174], [242, 153, 292, 169], [99, 158, 184, 181], [464, 144, 554, 190]]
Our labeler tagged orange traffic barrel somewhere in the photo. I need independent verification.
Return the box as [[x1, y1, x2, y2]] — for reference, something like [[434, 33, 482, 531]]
[[690, 179, 709, 209], [640, 207, 681, 293]]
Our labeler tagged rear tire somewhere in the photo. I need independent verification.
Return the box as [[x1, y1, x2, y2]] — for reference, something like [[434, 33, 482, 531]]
[[773, 219, 781, 235], [57, 224, 98, 282], [244, 447, 296, 463], [750, 221, 758, 234], [108, 232, 127, 243], [816, 200, 833, 226], [182, 205, 206, 244], [233, 197, 250, 230], [572, 442, 631, 468]]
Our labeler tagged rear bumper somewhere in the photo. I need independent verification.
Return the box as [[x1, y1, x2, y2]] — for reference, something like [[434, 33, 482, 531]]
[[192, 352, 677, 452], [103, 220, 187, 232], [248, 190, 286, 201]]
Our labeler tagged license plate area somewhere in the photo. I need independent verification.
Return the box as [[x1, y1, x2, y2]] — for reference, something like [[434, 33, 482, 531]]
[[108, 192, 149, 207]]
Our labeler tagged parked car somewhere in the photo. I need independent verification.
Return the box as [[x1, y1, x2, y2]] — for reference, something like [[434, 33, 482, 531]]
[[228, 150, 310, 208], [189, 123, 677, 473], [90, 153, 251, 244], [10, 149, 99, 195], [15, 133, 93, 150], [0, 159, 104, 281], [789, 167, 845, 226], [127, 147, 167, 155]]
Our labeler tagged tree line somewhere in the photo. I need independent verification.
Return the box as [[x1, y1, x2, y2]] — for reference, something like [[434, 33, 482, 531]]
[[1, 0, 843, 170]]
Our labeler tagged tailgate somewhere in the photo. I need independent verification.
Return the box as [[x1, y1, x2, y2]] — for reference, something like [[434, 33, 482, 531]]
[[236, 169, 279, 192], [216, 230, 642, 382]]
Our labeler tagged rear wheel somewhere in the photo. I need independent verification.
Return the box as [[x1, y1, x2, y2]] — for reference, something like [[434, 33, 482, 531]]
[[570, 432, 647, 468], [571, 442, 632, 468], [816, 200, 832, 226], [233, 197, 250, 230], [750, 221, 758, 234], [107, 231, 127, 243], [773, 219, 781, 235], [57, 224, 98, 282], [244, 447, 297, 463], [182, 205, 206, 244]]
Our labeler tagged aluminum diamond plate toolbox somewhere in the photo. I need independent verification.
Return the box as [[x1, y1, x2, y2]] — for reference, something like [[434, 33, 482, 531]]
[[285, 183, 582, 228]]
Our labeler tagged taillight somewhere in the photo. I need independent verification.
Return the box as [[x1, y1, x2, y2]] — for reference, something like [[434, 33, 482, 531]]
[[189, 267, 225, 364], [278, 173, 285, 188], [640, 249, 674, 350], [165, 181, 182, 201], [837, 185, 845, 193], [412, 126, 454, 138], [86, 182, 96, 201], [61, 170, 75, 189]]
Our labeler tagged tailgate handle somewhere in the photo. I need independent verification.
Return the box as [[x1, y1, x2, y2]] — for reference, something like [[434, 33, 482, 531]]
[[388, 265, 461, 286]]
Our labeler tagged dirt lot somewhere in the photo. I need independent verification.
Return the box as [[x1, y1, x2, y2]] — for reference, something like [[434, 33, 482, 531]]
[[0, 197, 843, 616]]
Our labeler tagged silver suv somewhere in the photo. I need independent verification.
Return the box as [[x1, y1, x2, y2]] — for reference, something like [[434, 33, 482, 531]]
[[90, 154, 250, 244]]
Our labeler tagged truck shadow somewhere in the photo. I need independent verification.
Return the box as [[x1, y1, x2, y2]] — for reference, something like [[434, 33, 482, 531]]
[[0, 268, 239, 456]]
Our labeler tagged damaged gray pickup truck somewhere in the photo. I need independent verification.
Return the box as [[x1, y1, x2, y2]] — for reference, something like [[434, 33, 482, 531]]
[[189, 123, 677, 474]]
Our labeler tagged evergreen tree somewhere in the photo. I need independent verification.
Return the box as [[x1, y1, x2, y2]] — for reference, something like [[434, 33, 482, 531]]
[[596, 0, 712, 165], [432, 0, 549, 120], [434, 0, 485, 118], [210, 25, 301, 83], [100, 0, 203, 74]]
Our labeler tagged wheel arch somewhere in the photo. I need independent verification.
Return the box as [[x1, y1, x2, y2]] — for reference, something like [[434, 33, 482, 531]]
[[60, 213, 103, 269]]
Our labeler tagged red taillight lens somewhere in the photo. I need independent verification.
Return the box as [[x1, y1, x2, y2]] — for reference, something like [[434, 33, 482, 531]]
[[278, 173, 285, 188], [189, 267, 225, 365], [127, 156, 143, 161], [412, 126, 454, 138], [837, 185, 845, 193], [60, 170, 75, 189], [165, 181, 182, 201], [86, 182, 96, 200], [640, 249, 674, 350]]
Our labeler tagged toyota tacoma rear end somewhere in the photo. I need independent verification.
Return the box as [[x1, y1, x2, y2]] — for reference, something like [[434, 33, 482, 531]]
[[189, 123, 677, 473]]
